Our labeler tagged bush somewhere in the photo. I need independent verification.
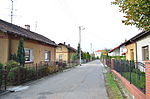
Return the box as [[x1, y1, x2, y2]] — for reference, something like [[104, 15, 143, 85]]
[[6, 60, 18, 71], [26, 68, 36, 81], [10, 53, 17, 61], [8, 67, 27, 85], [0, 63, 3, 89], [48, 66, 59, 74]]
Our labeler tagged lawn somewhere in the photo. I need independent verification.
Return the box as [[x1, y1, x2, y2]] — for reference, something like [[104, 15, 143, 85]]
[[122, 72, 145, 93], [105, 72, 123, 99]]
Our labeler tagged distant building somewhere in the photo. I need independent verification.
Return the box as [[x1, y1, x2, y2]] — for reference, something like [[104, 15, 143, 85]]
[[56, 42, 76, 63], [95, 50, 103, 58]]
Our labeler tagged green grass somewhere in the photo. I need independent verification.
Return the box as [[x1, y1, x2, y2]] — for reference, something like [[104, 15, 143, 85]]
[[106, 72, 123, 99], [122, 72, 145, 93]]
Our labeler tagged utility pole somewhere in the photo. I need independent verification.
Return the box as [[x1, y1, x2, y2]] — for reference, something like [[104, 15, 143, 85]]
[[79, 26, 85, 66], [90, 43, 92, 54], [10, 0, 13, 24], [79, 26, 81, 66]]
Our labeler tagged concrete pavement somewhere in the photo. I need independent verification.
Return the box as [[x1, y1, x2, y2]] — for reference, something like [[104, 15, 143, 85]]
[[0, 60, 108, 99]]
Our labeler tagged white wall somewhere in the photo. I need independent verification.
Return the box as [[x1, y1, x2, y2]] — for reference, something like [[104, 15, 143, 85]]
[[95, 52, 102, 58], [120, 45, 126, 56], [109, 49, 120, 56], [137, 35, 150, 63]]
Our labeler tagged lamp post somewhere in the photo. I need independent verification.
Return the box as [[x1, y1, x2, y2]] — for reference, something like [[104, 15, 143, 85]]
[[79, 26, 85, 66]]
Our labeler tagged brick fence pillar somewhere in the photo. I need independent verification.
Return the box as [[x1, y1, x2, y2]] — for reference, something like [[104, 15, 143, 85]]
[[145, 60, 150, 99], [111, 58, 115, 69]]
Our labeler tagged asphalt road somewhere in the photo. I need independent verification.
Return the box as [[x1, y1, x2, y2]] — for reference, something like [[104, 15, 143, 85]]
[[0, 60, 108, 99]]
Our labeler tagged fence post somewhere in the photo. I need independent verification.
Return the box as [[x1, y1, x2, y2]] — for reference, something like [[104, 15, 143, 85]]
[[4, 66, 7, 90], [129, 60, 132, 84], [36, 63, 38, 79], [111, 59, 115, 70], [145, 60, 150, 99]]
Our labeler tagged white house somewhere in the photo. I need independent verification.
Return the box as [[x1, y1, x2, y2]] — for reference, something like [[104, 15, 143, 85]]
[[109, 46, 120, 56], [136, 31, 150, 63], [95, 50, 103, 58]]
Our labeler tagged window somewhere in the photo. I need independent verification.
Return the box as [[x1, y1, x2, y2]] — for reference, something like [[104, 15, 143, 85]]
[[59, 54, 63, 60], [142, 46, 149, 60], [45, 51, 50, 61], [25, 48, 33, 62], [59, 47, 62, 51]]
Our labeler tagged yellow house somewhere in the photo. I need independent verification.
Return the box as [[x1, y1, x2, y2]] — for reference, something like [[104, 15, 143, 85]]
[[56, 43, 76, 63], [125, 42, 137, 61], [0, 19, 58, 64]]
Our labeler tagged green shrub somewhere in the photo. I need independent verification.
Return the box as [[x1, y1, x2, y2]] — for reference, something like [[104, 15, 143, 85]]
[[8, 67, 27, 85], [0, 63, 3, 88], [26, 68, 36, 81], [6, 60, 18, 71], [10, 53, 18, 61]]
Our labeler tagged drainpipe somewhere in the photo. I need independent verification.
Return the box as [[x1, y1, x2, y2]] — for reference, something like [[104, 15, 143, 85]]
[[135, 42, 138, 63]]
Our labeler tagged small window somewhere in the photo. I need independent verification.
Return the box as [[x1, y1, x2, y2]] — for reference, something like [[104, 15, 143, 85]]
[[45, 51, 50, 61], [25, 48, 33, 62], [59, 54, 63, 60], [142, 46, 149, 60], [59, 47, 62, 51]]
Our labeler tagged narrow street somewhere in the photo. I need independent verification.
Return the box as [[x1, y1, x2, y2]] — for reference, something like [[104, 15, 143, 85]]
[[1, 60, 108, 99]]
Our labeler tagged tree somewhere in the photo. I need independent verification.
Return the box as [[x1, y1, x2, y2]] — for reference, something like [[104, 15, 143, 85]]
[[17, 39, 25, 66], [76, 43, 80, 59], [71, 53, 78, 61], [112, 0, 150, 31]]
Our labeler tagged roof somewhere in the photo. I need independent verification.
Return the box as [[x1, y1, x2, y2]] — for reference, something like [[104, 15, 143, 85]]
[[125, 31, 150, 44], [96, 50, 103, 52], [58, 43, 77, 52], [109, 31, 150, 53], [0, 19, 58, 47], [109, 46, 120, 53]]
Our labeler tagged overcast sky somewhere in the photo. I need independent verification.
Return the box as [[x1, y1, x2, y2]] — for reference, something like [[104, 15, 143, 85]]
[[0, 0, 141, 53]]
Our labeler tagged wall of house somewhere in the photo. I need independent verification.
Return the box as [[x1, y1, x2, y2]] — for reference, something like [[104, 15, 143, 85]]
[[120, 45, 126, 56], [56, 45, 68, 62], [110, 49, 120, 56], [126, 43, 136, 61], [0, 31, 9, 64], [10, 38, 56, 64], [137, 35, 150, 63]]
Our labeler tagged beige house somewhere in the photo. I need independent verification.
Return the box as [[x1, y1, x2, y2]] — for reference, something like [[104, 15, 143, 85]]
[[56, 43, 76, 63], [125, 43, 136, 61], [0, 19, 58, 64]]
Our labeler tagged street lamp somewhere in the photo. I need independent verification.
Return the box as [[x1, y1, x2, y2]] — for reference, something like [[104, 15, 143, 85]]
[[79, 26, 85, 66]]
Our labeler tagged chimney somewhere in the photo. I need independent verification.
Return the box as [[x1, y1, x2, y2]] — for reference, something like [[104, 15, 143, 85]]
[[68, 44, 70, 46], [64, 42, 66, 45], [25, 25, 30, 30]]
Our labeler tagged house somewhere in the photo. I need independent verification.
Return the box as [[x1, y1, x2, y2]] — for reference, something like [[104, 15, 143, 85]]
[[108, 46, 121, 56], [125, 31, 150, 63], [56, 42, 77, 63], [95, 50, 103, 58], [108, 43, 127, 58], [136, 31, 150, 63], [0, 19, 58, 64]]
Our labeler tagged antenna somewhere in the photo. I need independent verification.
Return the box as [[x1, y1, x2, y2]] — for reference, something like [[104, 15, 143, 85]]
[[10, 0, 13, 23]]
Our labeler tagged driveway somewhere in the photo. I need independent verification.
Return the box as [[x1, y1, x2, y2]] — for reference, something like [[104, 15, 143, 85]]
[[0, 60, 108, 99]]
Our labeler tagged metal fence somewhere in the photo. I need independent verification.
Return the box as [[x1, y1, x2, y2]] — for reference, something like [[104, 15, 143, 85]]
[[0, 61, 79, 93], [114, 60, 146, 93]]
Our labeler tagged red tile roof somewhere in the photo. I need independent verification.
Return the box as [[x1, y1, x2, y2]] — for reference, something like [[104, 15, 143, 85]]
[[96, 50, 103, 52]]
